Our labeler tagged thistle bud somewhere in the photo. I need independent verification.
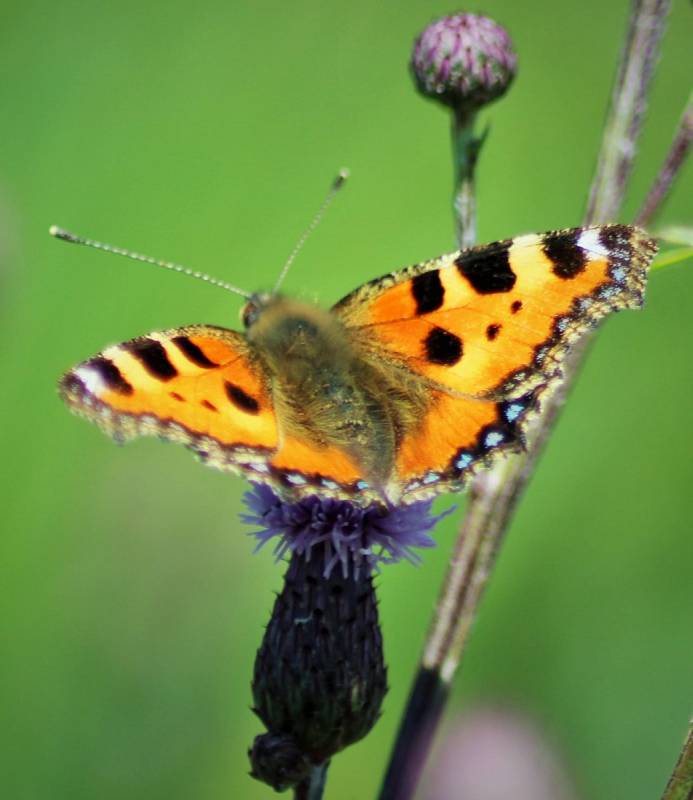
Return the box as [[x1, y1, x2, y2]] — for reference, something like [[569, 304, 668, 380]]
[[411, 13, 517, 114], [249, 547, 387, 790]]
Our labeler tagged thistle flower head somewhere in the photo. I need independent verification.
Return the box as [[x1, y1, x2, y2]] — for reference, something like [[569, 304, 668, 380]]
[[245, 486, 452, 788], [411, 13, 517, 113], [250, 550, 387, 790], [242, 483, 450, 577]]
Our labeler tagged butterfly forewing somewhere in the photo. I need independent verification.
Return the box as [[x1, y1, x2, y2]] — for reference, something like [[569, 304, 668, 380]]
[[334, 225, 655, 399], [60, 324, 378, 498], [60, 325, 279, 471]]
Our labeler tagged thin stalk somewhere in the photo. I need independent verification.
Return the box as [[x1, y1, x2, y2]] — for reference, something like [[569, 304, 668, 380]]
[[294, 763, 329, 800], [660, 718, 693, 800], [451, 110, 480, 249], [585, 0, 670, 223], [379, 3, 670, 799], [636, 91, 693, 227]]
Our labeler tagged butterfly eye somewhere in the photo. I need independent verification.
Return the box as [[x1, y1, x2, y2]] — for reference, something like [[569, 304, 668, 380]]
[[241, 300, 260, 328], [241, 292, 272, 328]]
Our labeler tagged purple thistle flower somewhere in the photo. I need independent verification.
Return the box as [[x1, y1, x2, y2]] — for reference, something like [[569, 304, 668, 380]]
[[411, 13, 517, 113], [241, 483, 451, 577]]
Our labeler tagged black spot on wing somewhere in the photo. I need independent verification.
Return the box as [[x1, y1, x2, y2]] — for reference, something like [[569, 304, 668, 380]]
[[486, 323, 501, 341], [201, 399, 218, 412], [456, 242, 516, 294], [424, 327, 463, 365], [127, 338, 178, 381], [543, 231, 587, 279], [411, 270, 444, 314], [172, 335, 219, 368], [224, 381, 260, 414], [511, 300, 523, 313], [81, 357, 134, 395], [599, 225, 633, 261]]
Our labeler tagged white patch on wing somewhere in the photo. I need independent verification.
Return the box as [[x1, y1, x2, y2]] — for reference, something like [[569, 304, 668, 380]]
[[578, 229, 610, 259], [103, 344, 123, 360], [74, 366, 107, 396]]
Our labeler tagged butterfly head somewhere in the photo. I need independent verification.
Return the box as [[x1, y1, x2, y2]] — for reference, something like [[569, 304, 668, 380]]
[[241, 292, 275, 329]]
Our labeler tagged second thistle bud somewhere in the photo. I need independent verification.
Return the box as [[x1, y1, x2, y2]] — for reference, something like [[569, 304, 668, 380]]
[[411, 13, 517, 114]]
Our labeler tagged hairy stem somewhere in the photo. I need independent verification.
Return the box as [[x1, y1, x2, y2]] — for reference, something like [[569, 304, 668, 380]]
[[379, 3, 670, 799], [585, 0, 670, 223], [660, 718, 693, 800], [636, 91, 693, 227]]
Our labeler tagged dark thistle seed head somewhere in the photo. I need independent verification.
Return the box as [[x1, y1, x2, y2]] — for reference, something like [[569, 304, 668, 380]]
[[249, 549, 387, 789], [411, 13, 517, 114], [242, 483, 451, 577]]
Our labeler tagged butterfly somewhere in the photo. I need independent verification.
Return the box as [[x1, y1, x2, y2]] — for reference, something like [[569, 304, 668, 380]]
[[59, 224, 656, 506]]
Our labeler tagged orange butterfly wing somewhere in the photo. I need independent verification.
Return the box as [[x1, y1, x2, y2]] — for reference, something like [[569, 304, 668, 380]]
[[60, 324, 366, 496], [334, 225, 656, 501], [336, 225, 655, 399], [60, 325, 280, 473], [393, 390, 540, 496]]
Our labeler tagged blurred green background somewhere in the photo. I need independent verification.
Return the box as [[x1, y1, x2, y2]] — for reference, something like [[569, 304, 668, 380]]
[[1, 1, 691, 798]]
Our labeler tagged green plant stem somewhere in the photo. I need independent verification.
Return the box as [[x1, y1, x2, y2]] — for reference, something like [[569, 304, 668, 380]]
[[451, 110, 480, 249], [661, 719, 693, 800], [379, 3, 671, 799], [294, 764, 329, 800]]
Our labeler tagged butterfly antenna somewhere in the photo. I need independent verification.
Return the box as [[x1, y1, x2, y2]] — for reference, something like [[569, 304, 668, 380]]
[[273, 168, 349, 294], [49, 225, 252, 299]]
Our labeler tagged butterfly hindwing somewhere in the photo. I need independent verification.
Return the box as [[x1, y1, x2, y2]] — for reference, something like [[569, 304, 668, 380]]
[[394, 387, 542, 499], [335, 225, 656, 400]]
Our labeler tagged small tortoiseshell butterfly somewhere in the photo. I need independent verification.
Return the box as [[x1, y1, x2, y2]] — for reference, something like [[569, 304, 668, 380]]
[[58, 223, 656, 505]]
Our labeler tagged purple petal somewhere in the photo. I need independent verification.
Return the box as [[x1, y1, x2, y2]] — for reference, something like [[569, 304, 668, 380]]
[[241, 484, 453, 576]]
